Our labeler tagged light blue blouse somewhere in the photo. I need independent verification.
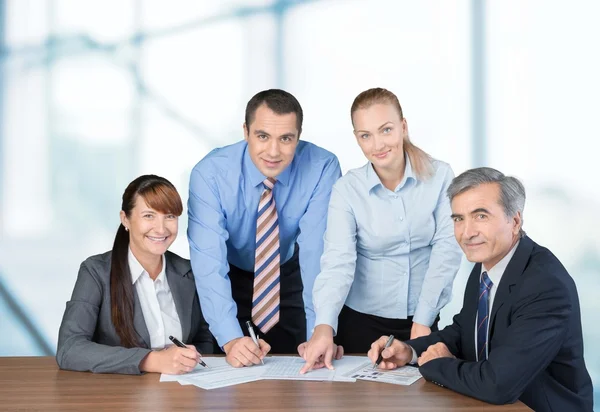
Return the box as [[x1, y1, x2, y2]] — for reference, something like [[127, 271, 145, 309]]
[[313, 156, 462, 333]]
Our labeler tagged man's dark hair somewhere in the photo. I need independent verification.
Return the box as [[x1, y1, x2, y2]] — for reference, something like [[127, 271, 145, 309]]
[[244, 89, 303, 133]]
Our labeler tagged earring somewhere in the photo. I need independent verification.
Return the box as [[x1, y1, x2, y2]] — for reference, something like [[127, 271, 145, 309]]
[[125, 227, 129, 232]]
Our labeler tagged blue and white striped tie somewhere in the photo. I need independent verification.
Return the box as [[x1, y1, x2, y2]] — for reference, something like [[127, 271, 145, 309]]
[[251, 177, 281, 333], [477, 271, 493, 360]]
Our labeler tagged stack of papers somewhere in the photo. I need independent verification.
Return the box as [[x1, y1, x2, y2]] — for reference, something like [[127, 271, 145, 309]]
[[160, 356, 422, 390]]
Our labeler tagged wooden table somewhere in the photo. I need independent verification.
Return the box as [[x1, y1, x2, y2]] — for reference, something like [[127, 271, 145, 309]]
[[0, 357, 531, 411]]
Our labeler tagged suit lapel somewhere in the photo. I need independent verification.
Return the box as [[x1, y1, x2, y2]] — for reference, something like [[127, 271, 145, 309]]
[[488, 236, 534, 343], [133, 289, 151, 348], [166, 254, 195, 342], [464, 263, 481, 361]]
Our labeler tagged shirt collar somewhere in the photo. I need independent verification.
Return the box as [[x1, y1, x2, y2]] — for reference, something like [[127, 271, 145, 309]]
[[242, 141, 292, 188], [366, 153, 416, 194], [128, 248, 166, 284], [481, 240, 520, 286]]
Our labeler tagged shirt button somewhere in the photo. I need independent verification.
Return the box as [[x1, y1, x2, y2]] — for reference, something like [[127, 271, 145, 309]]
[[399, 216, 404, 221]]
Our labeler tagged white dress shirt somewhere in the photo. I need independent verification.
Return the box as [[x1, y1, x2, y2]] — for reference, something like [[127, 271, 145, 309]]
[[129, 249, 182, 350], [409, 241, 520, 364]]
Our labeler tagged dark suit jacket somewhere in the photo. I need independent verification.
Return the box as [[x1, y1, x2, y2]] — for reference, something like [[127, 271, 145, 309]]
[[56, 250, 213, 374], [406, 236, 593, 411]]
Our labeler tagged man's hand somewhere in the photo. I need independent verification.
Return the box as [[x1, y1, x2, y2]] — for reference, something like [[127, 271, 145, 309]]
[[410, 322, 431, 339], [367, 335, 413, 370], [417, 342, 454, 366], [223, 336, 271, 368], [299, 325, 344, 374]]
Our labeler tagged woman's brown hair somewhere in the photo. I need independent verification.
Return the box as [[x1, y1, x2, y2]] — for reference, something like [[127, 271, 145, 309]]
[[110, 175, 183, 347], [351, 87, 433, 180]]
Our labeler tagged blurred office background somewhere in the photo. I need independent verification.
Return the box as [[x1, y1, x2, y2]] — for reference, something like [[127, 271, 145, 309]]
[[0, 0, 597, 406]]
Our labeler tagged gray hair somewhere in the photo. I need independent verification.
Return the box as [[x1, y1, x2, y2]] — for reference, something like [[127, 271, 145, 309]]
[[447, 167, 526, 237]]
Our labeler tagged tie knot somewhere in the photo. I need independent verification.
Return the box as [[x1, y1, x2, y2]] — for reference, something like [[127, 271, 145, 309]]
[[481, 271, 493, 289], [263, 177, 276, 190]]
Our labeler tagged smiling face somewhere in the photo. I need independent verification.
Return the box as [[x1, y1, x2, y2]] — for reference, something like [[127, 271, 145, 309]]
[[352, 103, 408, 173], [120, 195, 178, 261], [244, 103, 300, 178], [451, 183, 521, 270]]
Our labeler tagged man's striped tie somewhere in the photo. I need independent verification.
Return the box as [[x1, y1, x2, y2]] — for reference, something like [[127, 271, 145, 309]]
[[477, 271, 493, 361], [251, 177, 281, 334]]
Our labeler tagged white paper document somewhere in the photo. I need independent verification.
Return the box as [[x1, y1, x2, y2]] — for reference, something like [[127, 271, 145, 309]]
[[330, 356, 372, 382], [159, 356, 388, 390], [343, 362, 422, 386], [262, 356, 335, 381], [262, 355, 368, 382], [178, 364, 265, 390], [159, 357, 230, 383]]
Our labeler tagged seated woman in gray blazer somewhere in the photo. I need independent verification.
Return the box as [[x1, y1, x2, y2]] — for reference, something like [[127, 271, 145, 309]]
[[57, 174, 213, 375]]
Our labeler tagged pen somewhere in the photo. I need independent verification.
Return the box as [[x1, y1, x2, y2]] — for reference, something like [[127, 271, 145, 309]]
[[246, 321, 265, 365], [373, 335, 395, 369], [168, 335, 209, 369]]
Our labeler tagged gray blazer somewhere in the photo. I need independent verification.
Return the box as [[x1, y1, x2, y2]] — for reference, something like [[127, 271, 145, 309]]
[[56, 250, 213, 374]]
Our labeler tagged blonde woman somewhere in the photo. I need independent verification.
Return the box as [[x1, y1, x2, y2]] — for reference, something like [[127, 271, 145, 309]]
[[300, 88, 462, 372]]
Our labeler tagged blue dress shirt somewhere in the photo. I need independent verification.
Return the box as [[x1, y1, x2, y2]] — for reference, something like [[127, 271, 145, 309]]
[[188, 140, 341, 346], [313, 157, 462, 333]]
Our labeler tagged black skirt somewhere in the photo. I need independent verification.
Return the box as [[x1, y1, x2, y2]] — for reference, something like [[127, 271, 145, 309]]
[[334, 305, 439, 354]]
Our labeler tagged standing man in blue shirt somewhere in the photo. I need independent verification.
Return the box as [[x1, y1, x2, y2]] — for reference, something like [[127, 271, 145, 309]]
[[188, 89, 341, 367]]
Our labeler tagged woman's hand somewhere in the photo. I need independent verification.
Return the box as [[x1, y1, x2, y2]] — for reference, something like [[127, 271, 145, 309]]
[[140, 344, 201, 374]]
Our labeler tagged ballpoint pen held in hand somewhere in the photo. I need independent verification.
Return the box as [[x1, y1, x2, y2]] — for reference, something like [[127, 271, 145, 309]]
[[246, 321, 265, 365], [168, 335, 209, 369], [373, 335, 395, 369]]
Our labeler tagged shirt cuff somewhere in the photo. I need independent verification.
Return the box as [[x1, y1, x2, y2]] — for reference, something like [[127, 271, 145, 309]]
[[409, 346, 418, 365], [305, 314, 316, 340], [213, 317, 244, 349], [412, 305, 438, 328], [314, 308, 340, 336]]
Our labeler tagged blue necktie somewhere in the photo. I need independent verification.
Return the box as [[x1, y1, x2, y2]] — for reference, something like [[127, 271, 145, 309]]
[[477, 271, 493, 361]]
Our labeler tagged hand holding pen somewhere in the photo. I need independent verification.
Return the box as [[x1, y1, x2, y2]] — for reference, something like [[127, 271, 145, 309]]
[[222, 325, 271, 368], [246, 321, 265, 365], [169, 335, 210, 369], [373, 335, 395, 369], [368, 335, 414, 370]]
